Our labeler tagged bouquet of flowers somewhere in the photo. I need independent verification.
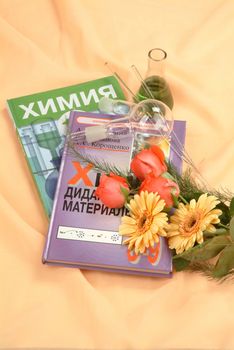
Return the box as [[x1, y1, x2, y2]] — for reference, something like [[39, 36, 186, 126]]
[[68, 47, 234, 281], [71, 141, 234, 282]]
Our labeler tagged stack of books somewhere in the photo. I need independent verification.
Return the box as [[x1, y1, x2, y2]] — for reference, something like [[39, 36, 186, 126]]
[[7, 76, 186, 277]]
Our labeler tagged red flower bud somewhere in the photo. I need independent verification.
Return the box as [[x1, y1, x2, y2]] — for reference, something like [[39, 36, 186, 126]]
[[130, 145, 167, 181], [95, 173, 129, 208], [140, 173, 179, 207]]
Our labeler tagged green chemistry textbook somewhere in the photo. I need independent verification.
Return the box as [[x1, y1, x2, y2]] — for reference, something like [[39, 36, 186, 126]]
[[7, 76, 125, 216]]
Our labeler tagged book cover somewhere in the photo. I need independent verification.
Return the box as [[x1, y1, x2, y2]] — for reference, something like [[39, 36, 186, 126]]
[[7, 76, 125, 216], [43, 111, 186, 277]]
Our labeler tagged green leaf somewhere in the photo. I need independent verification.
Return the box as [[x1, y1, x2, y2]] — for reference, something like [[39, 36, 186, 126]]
[[230, 216, 234, 241], [171, 192, 179, 208], [173, 257, 190, 271], [173, 235, 230, 262], [120, 186, 130, 202], [203, 228, 228, 238], [217, 202, 231, 225], [143, 143, 151, 150], [213, 244, 234, 278], [230, 197, 234, 217], [162, 172, 175, 181]]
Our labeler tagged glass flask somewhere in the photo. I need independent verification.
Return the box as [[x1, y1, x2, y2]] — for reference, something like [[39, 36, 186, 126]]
[[136, 48, 174, 109], [70, 99, 174, 144]]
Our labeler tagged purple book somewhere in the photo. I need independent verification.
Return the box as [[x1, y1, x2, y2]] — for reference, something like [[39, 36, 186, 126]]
[[43, 111, 186, 277]]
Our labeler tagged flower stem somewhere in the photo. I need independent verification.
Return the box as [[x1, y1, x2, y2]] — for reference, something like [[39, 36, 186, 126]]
[[203, 228, 227, 237], [218, 223, 229, 230], [179, 194, 189, 204]]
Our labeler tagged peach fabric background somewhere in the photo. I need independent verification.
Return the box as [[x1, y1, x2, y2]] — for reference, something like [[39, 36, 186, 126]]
[[1, 0, 234, 348]]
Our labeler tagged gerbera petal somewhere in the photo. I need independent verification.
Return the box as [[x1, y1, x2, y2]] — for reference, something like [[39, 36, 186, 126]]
[[196, 230, 204, 244], [119, 226, 136, 235], [121, 216, 136, 225], [178, 203, 188, 213], [168, 223, 178, 230], [197, 193, 207, 208], [211, 218, 220, 224], [152, 236, 159, 244], [189, 199, 196, 209], [128, 200, 139, 216], [159, 229, 167, 237], [147, 230, 153, 241], [123, 237, 133, 245], [139, 244, 146, 254], [135, 235, 143, 249], [168, 235, 183, 249], [152, 203, 165, 215], [170, 215, 181, 223], [185, 236, 196, 251], [143, 232, 150, 247], [126, 239, 136, 251], [206, 224, 216, 233], [198, 194, 220, 214], [167, 230, 180, 237], [211, 209, 222, 216]]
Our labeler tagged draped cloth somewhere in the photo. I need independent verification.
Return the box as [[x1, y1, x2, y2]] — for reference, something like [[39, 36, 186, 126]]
[[0, 0, 234, 348]]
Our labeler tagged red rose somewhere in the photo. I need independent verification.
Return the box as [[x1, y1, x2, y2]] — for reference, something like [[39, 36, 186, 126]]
[[95, 173, 129, 208], [130, 145, 167, 181], [140, 173, 180, 207]]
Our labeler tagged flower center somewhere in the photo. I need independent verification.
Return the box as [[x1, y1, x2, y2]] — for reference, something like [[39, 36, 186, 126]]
[[181, 211, 201, 237], [187, 217, 197, 228], [137, 211, 152, 233], [138, 215, 147, 228]]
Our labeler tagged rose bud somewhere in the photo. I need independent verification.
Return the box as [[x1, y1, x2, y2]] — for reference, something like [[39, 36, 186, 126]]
[[130, 145, 167, 181], [139, 173, 180, 207], [95, 173, 130, 208]]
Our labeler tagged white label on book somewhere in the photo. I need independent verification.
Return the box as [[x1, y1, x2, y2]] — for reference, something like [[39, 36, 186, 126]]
[[57, 225, 122, 245]]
